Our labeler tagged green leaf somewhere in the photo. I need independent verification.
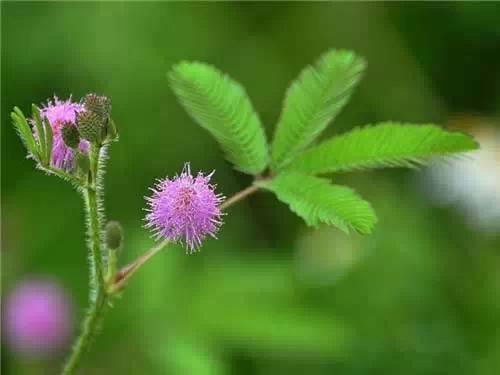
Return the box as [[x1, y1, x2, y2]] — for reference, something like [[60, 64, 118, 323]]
[[43, 117, 53, 164], [271, 49, 366, 169], [32, 104, 47, 164], [257, 173, 377, 234], [11, 107, 39, 159], [169, 62, 268, 175], [285, 123, 479, 174]]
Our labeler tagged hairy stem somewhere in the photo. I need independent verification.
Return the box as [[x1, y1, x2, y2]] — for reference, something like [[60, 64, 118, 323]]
[[61, 145, 108, 375], [86, 186, 106, 289], [61, 289, 106, 374], [219, 183, 260, 210], [112, 239, 169, 292]]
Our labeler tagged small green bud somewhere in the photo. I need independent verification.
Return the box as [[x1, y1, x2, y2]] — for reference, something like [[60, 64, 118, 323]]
[[76, 111, 101, 143], [61, 122, 80, 149], [84, 94, 111, 124], [105, 221, 123, 251], [76, 152, 90, 177]]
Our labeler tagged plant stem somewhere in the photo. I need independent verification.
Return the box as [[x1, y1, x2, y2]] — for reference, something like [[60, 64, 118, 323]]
[[86, 187, 106, 289], [61, 289, 106, 374], [86, 148, 106, 288], [61, 145, 108, 375], [218, 183, 260, 211], [112, 239, 169, 292]]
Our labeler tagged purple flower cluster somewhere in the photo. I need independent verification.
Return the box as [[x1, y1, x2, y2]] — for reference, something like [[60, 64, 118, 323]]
[[145, 164, 224, 252], [34, 96, 88, 170], [3, 278, 73, 358]]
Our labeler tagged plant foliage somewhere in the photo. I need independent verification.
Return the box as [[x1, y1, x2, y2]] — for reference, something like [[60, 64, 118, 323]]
[[11, 106, 39, 160], [285, 123, 479, 174], [168, 49, 479, 236], [169, 62, 268, 175], [257, 173, 377, 234], [11, 105, 54, 166], [271, 49, 365, 169]]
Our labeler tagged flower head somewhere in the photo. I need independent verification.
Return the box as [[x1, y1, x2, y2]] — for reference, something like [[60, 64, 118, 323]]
[[145, 163, 224, 252], [3, 278, 73, 358], [84, 93, 112, 123], [33, 96, 88, 170]]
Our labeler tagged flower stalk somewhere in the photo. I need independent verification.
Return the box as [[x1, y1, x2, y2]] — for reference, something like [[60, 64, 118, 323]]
[[112, 179, 264, 291], [218, 183, 260, 211], [86, 144, 106, 288], [61, 144, 109, 375]]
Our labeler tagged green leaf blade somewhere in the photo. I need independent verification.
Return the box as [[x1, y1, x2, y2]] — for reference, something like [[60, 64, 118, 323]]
[[286, 123, 479, 175], [271, 50, 366, 169], [258, 173, 377, 234], [11, 107, 39, 159], [169, 62, 268, 175], [32, 104, 48, 164], [44, 117, 53, 164]]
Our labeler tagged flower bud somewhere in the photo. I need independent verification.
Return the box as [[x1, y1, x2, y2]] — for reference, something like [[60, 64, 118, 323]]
[[105, 221, 123, 251], [76, 111, 101, 143], [76, 152, 90, 177], [84, 94, 111, 124], [61, 122, 80, 149]]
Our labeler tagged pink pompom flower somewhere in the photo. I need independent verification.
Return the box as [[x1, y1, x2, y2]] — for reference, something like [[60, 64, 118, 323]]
[[3, 278, 73, 358], [145, 163, 225, 252], [33, 96, 88, 170]]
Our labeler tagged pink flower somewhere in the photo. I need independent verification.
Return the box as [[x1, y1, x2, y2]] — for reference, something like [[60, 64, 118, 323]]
[[34, 96, 88, 170], [145, 164, 224, 252], [3, 278, 73, 358]]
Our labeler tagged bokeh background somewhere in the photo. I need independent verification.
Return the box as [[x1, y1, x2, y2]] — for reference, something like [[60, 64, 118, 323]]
[[2, 2, 500, 374]]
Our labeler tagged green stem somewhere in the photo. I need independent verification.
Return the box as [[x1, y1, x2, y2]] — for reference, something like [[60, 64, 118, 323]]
[[61, 289, 107, 374], [218, 183, 260, 210], [86, 182, 105, 288], [112, 239, 169, 292], [61, 145, 108, 375]]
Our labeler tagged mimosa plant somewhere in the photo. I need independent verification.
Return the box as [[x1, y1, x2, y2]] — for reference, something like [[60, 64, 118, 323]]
[[11, 49, 478, 374]]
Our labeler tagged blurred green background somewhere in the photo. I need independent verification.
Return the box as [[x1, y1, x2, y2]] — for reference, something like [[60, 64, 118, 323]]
[[2, 2, 500, 374]]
